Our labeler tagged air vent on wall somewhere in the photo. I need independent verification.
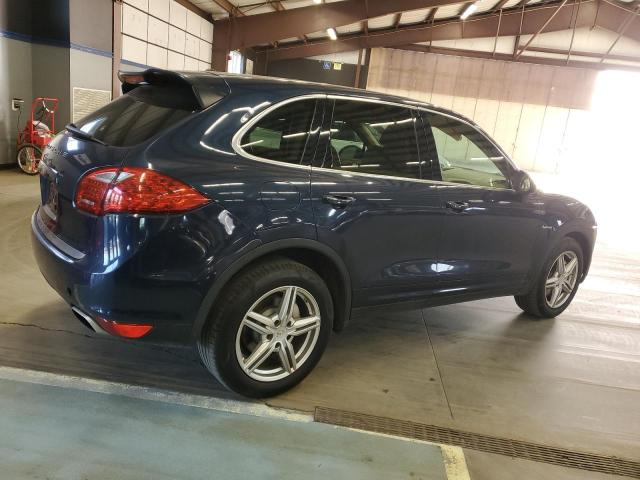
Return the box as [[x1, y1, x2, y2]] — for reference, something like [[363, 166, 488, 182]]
[[72, 87, 111, 124]]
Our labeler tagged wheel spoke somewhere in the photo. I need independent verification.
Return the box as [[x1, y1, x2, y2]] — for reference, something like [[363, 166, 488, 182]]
[[244, 340, 275, 372], [549, 285, 561, 308], [278, 286, 297, 322], [290, 315, 320, 336], [244, 311, 274, 335], [278, 340, 297, 373], [546, 275, 559, 287], [565, 257, 578, 276], [561, 281, 572, 294], [557, 255, 566, 275]]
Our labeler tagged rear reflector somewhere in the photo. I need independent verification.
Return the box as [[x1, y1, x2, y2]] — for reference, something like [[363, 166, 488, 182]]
[[75, 167, 210, 215], [94, 317, 154, 339]]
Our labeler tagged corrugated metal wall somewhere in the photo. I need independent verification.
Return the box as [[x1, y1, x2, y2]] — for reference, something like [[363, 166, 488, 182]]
[[367, 48, 599, 174]]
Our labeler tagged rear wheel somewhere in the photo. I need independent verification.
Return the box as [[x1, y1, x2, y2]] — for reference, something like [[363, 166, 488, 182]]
[[197, 258, 333, 398], [17, 144, 42, 175], [515, 237, 583, 318]]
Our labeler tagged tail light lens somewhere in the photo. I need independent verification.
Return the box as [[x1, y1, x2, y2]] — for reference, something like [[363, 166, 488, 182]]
[[75, 167, 210, 215], [95, 316, 154, 338]]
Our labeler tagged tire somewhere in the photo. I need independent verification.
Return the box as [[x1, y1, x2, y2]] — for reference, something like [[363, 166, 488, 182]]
[[515, 237, 583, 318], [17, 144, 42, 175], [197, 258, 333, 398]]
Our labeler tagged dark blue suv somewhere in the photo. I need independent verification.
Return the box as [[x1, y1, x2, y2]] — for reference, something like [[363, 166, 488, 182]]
[[32, 69, 597, 397]]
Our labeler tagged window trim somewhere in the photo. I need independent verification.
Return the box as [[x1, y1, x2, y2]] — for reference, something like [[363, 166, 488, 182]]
[[321, 97, 425, 181], [422, 110, 515, 190], [231, 93, 518, 191], [231, 94, 325, 171]]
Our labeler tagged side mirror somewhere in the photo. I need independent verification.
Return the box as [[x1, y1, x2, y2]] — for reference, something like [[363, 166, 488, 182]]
[[513, 171, 536, 194]]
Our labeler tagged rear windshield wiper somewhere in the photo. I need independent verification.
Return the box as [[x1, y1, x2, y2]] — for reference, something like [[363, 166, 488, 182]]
[[65, 123, 108, 146]]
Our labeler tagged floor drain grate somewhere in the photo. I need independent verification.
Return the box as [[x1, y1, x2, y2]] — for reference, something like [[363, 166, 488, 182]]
[[314, 407, 640, 478]]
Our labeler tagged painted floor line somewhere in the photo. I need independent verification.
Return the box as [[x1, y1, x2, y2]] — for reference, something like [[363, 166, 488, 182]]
[[0, 365, 472, 479], [0, 365, 312, 423], [338, 426, 472, 480]]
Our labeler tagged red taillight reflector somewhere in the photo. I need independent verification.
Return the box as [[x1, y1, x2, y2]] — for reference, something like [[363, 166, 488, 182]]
[[75, 167, 210, 216], [95, 317, 154, 339]]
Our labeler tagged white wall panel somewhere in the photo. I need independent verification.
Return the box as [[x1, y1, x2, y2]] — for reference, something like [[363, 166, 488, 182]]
[[186, 10, 201, 36], [122, 35, 147, 65], [200, 17, 214, 41], [512, 104, 545, 169], [147, 44, 168, 68], [122, 4, 148, 41], [124, 0, 148, 12], [168, 25, 186, 53], [199, 39, 211, 63], [167, 51, 185, 70], [184, 56, 199, 70], [366, 47, 602, 173], [149, 0, 170, 21], [148, 16, 169, 48], [169, 1, 187, 30], [185, 33, 199, 58], [199, 61, 209, 71], [472, 99, 500, 136]]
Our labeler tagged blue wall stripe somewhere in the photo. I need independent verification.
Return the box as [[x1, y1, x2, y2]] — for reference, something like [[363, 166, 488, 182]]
[[0, 28, 112, 58]]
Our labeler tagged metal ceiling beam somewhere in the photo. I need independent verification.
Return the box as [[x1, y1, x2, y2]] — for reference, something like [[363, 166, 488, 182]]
[[599, 4, 639, 61], [215, 0, 472, 51], [522, 43, 640, 62], [516, 0, 570, 58], [174, 0, 212, 20], [594, 0, 640, 42], [396, 43, 640, 71], [257, 0, 597, 61], [210, 0, 245, 17], [490, 0, 511, 12], [394, 12, 403, 28]]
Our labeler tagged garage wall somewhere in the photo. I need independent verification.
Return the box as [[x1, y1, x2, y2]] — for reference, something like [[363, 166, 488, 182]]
[[69, 0, 112, 122], [367, 47, 598, 174], [120, 0, 213, 71]]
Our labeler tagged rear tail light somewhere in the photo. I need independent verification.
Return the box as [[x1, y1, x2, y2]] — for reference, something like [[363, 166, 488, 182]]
[[95, 316, 154, 338], [75, 167, 210, 215]]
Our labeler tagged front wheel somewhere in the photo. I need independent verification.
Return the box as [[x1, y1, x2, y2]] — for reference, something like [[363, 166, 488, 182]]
[[197, 258, 333, 398], [17, 144, 42, 175], [515, 237, 583, 318]]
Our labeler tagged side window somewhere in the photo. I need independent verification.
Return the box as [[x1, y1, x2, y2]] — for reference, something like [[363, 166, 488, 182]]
[[240, 99, 316, 165], [425, 112, 511, 189], [324, 100, 422, 179]]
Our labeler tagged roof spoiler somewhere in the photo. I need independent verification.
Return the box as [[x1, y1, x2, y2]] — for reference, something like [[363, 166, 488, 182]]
[[118, 69, 230, 109]]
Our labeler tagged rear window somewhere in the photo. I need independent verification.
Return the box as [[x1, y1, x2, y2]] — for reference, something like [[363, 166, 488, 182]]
[[73, 85, 201, 147]]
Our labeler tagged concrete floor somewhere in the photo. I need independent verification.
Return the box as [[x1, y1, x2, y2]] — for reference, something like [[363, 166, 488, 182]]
[[1, 169, 639, 479], [0, 375, 452, 480]]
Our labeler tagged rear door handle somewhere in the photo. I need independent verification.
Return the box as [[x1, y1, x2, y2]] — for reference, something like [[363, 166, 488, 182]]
[[323, 195, 355, 209], [445, 200, 469, 212]]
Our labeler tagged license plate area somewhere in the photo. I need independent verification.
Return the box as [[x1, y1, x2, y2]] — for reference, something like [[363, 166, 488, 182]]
[[40, 165, 59, 223]]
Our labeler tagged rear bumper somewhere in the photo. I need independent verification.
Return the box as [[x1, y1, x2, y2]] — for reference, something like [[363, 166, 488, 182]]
[[30, 208, 208, 343]]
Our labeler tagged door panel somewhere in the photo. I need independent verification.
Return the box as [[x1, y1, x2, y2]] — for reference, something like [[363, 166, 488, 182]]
[[311, 99, 444, 307], [437, 186, 545, 291], [422, 110, 545, 292]]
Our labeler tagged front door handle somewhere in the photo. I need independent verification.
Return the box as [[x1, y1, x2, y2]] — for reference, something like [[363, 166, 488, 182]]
[[446, 200, 469, 212], [323, 195, 355, 209]]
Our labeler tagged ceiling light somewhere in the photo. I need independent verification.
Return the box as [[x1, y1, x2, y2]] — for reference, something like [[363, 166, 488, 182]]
[[327, 27, 337, 40], [460, 3, 477, 20], [313, 0, 322, 4]]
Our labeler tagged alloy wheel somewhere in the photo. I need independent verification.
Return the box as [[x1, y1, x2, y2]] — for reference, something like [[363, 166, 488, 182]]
[[545, 251, 579, 309], [235, 286, 321, 382]]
